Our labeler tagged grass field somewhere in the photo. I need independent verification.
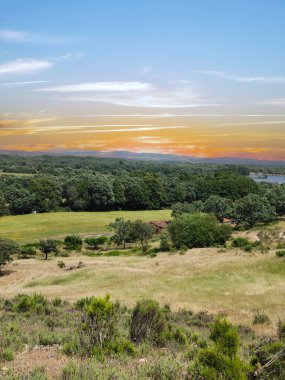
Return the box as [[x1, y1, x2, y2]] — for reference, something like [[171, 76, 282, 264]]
[[1, 249, 284, 329], [0, 210, 171, 243]]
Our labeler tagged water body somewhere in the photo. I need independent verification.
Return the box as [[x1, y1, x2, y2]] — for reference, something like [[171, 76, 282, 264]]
[[250, 173, 285, 184]]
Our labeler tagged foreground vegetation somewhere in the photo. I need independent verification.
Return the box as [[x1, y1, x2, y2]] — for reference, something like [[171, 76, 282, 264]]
[[0, 292, 284, 380]]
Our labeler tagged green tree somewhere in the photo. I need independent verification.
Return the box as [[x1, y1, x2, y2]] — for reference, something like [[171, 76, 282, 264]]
[[130, 220, 155, 252], [39, 239, 59, 260], [108, 218, 133, 248], [168, 213, 232, 249], [266, 185, 285, 216], [233, 194, 277, 227], [203, 195, 232, 222], [171, 201, 204, 217], [0, 238, 20, 275], [0, 190, 7, 216], [29, 177, 61, 213]]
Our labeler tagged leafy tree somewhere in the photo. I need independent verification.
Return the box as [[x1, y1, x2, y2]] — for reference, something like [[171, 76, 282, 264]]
[[29, 177, 61, 212], [39, 239, 59, 260], [168, 213, 232, 249], [130, 220, 155, 252], [64, 235, 83, 251], [121, 177, 150, 210], [6, 187, 35, 215], [203, 195, 232, 222], [0, 238, 20, 275], [171, 201, 204, 217], [108, 218, 133, 248], [19, 245, 37, 259], [266, 185, 285, 216], [0, 190, 7, 216], [233, 194, 277, 227], [88, 175, 115, 210]]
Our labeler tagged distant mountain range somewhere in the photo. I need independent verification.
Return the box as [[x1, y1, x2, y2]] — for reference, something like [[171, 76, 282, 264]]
[[0, 149, 285, 166]]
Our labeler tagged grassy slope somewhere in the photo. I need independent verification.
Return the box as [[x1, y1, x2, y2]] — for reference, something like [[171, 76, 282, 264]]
[[2, 249, 284, 328], [0, 210, 171, 243]]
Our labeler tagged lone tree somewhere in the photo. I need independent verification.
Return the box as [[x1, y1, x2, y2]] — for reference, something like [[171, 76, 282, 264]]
[[108, 218, 133, 249], [130, 220, 155, 253], [0, 238, 20, 275], [39, 239, 58, 260]]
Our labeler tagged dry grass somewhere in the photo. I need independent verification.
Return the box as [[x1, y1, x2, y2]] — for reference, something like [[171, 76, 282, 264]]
[[1, 248, 284, 329]]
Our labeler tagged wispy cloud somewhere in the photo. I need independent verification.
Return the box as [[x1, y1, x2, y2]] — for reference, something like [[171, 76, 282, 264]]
[[38, 81, 218, 108], [0, 29, 78, 44], [198, 70, 285, 83], [216, 120, 285, 127], [38, 81, 153, 92], [0, 59, 53, 75], [263, 98, 285, 105], [0, 80, 51, 87]]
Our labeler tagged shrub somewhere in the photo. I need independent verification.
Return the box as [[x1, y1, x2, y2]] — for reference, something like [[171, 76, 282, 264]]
[[143, 356, 183, 380], [252, 309, 270, 325], [81, 295, 120, 350], [130, 299, 168, 345], [276, 242, 285, 249], [168, 213, 232, 249], [159, 231, 171, 251], [1, 348, 14, 361], [19, 245, 37, 259], [13, 293, 48, 313], [84, 236, 108, 250], [64, 235, 83, 251], [57, 260, 66, 268], [276, 250, 285, 258], [105, 338, 135, 356], [39, 239, 59, 260]]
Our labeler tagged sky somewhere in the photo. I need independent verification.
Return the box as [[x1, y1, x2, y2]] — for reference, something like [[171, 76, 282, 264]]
[[0, 0, 285, 160]]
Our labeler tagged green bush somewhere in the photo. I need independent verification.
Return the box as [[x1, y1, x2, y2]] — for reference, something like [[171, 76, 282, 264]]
[[130, 299, 168, 345], [276, 250, 285, 257], [168, 213, 232, 249], [1, 347, 14, 361], [57, 260, 66, 268], [84, 236, 108, 250], [12, 293, 48, 313], [64, 235, 83, 251], [80, 295, 120, 350], [19, 245, 37, 259], [252, 309, 270, 325]]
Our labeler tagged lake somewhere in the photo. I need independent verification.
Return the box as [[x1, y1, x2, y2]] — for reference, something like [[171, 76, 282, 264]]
[[250, 173, 285, 184]]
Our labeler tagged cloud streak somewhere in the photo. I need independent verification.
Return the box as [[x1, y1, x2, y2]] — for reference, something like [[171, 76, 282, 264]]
[[38, 81, 153, 92], [0, 29, 77, 44], [0, 80, 51, 87], [198, 70, 285, 83], [0, 59, 53, 75]]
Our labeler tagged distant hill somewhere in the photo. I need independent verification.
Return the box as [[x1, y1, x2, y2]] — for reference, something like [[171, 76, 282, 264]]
[[0, 149, 284, 166]]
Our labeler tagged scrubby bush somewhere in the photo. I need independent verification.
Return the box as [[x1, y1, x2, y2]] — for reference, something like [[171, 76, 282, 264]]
[[130, 299, 168, 345], [159, 231, 171, 251], [1, 347, 14, 361], [57, 260, 66, 268], [276, 250, 285, 258], [64, 235, 83, 251], [84, 236, 108, 250], [12, 293, 48, 314], [19, 244, 37, 259], [193, 317, 248, 379], [168, 213, 232, 249], [80, 295, 120, 350], [252, 309, 270, 325]]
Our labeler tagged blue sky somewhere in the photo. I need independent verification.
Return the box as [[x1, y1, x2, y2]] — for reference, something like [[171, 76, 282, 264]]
[[0, 0, 285, 159]]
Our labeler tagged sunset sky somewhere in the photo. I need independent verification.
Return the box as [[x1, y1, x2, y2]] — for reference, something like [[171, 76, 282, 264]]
[[1, 0, 285, 160]]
